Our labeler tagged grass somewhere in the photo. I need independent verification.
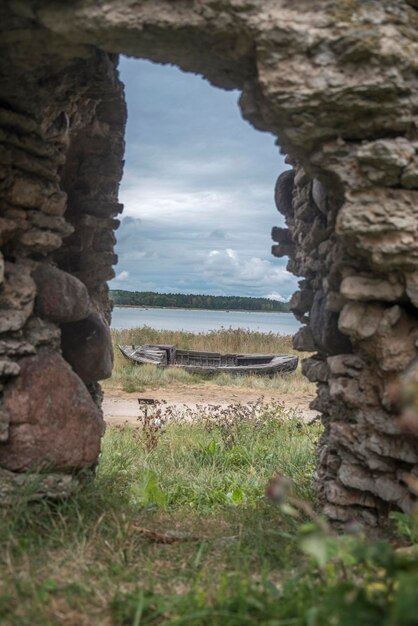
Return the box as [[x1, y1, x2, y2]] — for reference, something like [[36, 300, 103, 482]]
[[1, 402, 417, 625], [107, 327, 315, 394], [0, 403, 320, 626], [111, 326, 298, 354]]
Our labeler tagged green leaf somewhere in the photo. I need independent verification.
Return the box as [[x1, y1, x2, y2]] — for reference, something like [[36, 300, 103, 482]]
[[208, 440, 217, 455], [279, 503, 300, 518], [130, 469, 168, 509], [392, 572, 418, 626], [305, 606, 319, 626], [299, 534, 329, 568]]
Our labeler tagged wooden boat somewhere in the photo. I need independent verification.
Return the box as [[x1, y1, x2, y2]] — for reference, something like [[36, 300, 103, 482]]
[[118, 344, 298, 376]]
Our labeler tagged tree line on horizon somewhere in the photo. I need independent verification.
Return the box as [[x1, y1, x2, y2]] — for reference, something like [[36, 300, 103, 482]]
[[110, 290, 290, 312]]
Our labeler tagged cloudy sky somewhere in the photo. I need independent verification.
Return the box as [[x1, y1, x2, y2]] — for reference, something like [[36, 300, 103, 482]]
[[109, 56, 297, 301]]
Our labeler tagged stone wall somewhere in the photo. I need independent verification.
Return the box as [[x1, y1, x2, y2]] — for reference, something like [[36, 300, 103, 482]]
[[0, 4, 126, 498], [273, 160, 418, 526], [1, 0, 418, 522]]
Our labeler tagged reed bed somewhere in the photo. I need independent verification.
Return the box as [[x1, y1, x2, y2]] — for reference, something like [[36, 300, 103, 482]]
[[112, 325, 296, 354]]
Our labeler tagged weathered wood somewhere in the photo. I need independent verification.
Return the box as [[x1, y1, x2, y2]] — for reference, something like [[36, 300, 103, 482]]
[[119, 344, 298, 376]]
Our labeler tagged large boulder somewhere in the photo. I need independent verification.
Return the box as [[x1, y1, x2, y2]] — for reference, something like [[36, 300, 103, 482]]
[[311, 178, 328, 214], [0, 351, 104, 472], [310, 290, 352, 355], [61, 313, 113, 383], [274, 170, 295, 217], [293, 325, 316, 352], [32, 263, 91, 323]]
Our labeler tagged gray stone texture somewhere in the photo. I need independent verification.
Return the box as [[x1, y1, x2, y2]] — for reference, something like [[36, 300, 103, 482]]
[[0, 0, 417, 519]]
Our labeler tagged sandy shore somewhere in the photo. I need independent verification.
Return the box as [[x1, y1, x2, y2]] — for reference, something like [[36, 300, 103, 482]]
[[103, 384, 318, 426]]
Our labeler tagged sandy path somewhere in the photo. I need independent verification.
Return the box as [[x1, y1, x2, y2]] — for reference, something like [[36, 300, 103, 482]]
[[103, 384, 318, 425]]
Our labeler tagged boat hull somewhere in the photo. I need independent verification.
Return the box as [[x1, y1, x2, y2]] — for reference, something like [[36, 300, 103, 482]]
[[118, 345, 298, 376]]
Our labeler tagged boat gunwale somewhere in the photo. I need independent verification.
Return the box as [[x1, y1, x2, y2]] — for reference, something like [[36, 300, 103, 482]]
[[118, 344, 298, 374]]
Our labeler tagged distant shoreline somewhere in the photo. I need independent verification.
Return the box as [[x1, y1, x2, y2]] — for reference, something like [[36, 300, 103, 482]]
[[112, 304, 291, 314]]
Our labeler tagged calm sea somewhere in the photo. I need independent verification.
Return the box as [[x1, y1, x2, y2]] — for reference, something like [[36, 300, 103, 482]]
[[111, 306, 300, 335]]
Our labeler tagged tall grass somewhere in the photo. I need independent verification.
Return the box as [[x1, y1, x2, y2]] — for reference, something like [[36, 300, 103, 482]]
[[108, 326, 315, 394], [0, 405, 320, 625], [100, 404, 318, 509], [1, 407, 415, 626], [112, 326, 297, 354]]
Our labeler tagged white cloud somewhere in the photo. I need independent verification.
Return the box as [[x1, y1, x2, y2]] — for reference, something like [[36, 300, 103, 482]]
[[115, 270, 129, 281], [203, 248, 295, 292], [119, 176, 260, 225], [108, 58, 299, 300], [265, 292, 289, 302]]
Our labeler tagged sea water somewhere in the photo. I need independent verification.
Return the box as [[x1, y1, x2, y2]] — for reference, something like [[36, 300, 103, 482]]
[[111, 306, 300, 335]]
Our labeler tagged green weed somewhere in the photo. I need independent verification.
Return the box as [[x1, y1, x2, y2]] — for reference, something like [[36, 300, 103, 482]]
[[0, 403, 316, 625], [1, 401, 417, 626]]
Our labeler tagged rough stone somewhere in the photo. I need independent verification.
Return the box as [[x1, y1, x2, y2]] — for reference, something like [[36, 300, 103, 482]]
[[338, 302, 384, 341], [0, 0, 418, 522], [323, 504, 378, 527], [0, 261, 36, 333], [0, 467, 81, 503], [4, 176, 47, 209], [61, 313, 113, 383], [289, 289, 313, 322], [310, 290, 352, 355], [23, 317, 61, 350], [338, 461, 414, 513], [0, 351, 104, 471], [326, 291, 347, 313], [0, 216, 27, 247], [272, 242, 295, 258], [40, 191, 68, 217], [271, 227, 292, 244], [19, 229, 63, 253], [329, 376, 379, 408], [32, 263, 91, 323], [340, 275, 404, 302], [327, 354, 364, 378], [374, 307, 418, 372], [330, 422, 418, 465], [337, 462, 379, 503], [401, 158, 418, 189], [311, 179, 328, 214], [0, 409, 9, 443], [406, 272, 418, 307], [357, 138, 415, 186], [274, 170, 294, 217], [292, 326, 316, 352], [302, 358, 329, 383], [0, 359, 20, 378], [324, 480, 378, 510], [0, 339, 36, 357], [337, 188, 418, 245]]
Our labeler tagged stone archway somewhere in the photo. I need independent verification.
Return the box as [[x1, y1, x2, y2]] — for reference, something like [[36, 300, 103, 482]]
[[0, 0, 417, 524]]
